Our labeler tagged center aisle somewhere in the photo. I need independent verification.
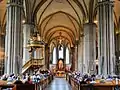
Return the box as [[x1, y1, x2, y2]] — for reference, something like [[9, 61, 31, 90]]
[[45, 78, 72, 90]]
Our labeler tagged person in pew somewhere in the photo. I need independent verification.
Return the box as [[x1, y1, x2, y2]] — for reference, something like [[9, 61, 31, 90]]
[[1, 74, 8, 81], [22, 74, 27, 83], [31, 74, 37, 84], [7, 76, 14, 84], [80, 78, 87, 84], [5, 76, 14, 90], [24, 77, 32, 84], [36, 74, 41, 83], [14, 76, 23, 84]]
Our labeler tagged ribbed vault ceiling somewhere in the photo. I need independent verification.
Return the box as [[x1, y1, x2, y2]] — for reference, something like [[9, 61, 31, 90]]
[[34, 0, 97, 47], [0, 0, 6, 35]]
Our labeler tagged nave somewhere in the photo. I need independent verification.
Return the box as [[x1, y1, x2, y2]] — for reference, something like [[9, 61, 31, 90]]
[[45, 78, 72, 90], [0, 0, 120, 90]]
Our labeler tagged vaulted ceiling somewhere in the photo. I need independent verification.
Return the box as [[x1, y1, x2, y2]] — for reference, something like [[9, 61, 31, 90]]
[[0, 0, 6, 35], [0, 0, 120, 47], [23, 0, 97, 47]]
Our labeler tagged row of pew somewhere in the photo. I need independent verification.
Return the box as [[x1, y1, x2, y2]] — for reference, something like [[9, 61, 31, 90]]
[[0, 75, 53, 90], [66, 73, 120, 90]]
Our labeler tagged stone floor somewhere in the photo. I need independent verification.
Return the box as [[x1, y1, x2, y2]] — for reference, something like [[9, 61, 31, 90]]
[[45, 78, 72, 90]]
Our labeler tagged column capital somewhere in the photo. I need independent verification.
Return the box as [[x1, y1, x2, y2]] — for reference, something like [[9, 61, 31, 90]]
[[22, 22, 35, 26], [22, 23, 35, 28], [97, 1, 114, 7], [70, 47, 75, 52], [7, 2, 23, 8], [75, 40, 79, 46], [83, 23, 97, 27]]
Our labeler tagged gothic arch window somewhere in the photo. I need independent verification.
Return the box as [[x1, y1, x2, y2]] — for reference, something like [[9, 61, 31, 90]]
[[58, 45, 64, 59], [66, 47, 70, 64], [53, 47, 57, 64]]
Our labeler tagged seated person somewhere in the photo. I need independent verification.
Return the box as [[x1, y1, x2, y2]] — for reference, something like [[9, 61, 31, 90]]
[[14, 76, 23, 84], [7, 76, 14, 84], [25, 77, 32, 84]]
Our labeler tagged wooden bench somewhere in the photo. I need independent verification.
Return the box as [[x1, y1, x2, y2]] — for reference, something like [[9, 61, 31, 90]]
[[80, 84, 120, 90], [0, 84, 14, 89], [12, 84, 35, 90], [68, 76, 120, 90], [0, 75, 53, 90]]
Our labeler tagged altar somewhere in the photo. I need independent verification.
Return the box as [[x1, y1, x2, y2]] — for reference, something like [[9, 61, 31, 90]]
[[56, 71, 65, 77], [55, 59, 65, 77]]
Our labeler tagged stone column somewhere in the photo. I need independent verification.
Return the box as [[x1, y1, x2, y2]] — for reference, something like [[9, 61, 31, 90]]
[[64, 45, 66, 63], [78, 39, 84, 73], [22, 24, 34, 65], [74, 43, 78, 71], [5, 0, 23, 75], [56, 45, 59, 60], [97, 1, 115, 75], [45, 44, 50, 69], [71, 47, 75, 71], [83, 23, 96, 74]]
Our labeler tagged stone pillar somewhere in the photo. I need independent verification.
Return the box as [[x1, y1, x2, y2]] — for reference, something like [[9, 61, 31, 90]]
[[63, 45, 66, 63], [23, 24, 34, 65], [78, 39, 84, 73], [71, 47, 75, 71], [97, 1, 115, 75], [83, 23, 96, 74], [0, 34, 3, 59], [5, 0, 23, 75], [74, 43, 78, 71], [56, 45, 59, 60], [45, 44, 50, 69]]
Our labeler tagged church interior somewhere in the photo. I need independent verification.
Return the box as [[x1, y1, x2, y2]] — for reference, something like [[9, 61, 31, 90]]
[[0, 0, 120, 90]]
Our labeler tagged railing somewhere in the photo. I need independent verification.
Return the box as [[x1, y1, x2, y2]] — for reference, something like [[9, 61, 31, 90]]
[[22, 58, 44, 73]]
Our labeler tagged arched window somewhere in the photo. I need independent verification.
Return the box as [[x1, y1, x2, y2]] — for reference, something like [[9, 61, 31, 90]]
[[66, 47, 69, 64], [59, 46, 63, 59], [53, 47, 57, 64]]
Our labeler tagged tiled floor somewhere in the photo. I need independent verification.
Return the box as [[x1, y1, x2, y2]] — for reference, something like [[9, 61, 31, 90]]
[[45, 78, 72, 90]]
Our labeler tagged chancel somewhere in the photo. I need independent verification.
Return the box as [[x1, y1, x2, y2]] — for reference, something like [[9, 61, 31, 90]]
[[58, 59, 64, 70], [0, 0, 120, 90], [55, 59, 65, 77]]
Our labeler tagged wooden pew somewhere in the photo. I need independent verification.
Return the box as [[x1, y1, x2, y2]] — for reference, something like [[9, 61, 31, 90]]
[[36, 75, 53, 90], [0, 80, 14, 89], [0, 84, 14, 89], [12, 75, 53, 90], [80, 84, 120, 90], [12, 84, 35, 90]]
